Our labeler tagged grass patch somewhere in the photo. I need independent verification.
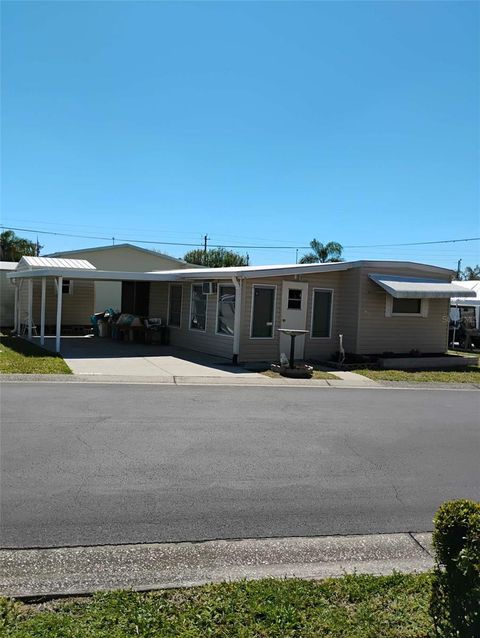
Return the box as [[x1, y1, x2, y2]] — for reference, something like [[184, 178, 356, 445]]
[[352, 367, 480, 384], [0, 334, 71, 374], [0, 572, 434, 637]]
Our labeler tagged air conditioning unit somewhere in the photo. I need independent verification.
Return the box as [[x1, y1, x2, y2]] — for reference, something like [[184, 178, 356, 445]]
[[202, 282, 217, 295]]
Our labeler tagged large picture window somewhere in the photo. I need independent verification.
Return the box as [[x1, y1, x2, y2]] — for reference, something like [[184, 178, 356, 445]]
[[190, 284, 207, 331], [251, 286, 275, 338], [311, 289, 333, 338], [168, 284, 182, 327], [217, 285, 236, 336]]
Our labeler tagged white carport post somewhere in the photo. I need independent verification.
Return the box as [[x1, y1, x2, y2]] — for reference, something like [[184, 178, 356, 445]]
[[55, 276, 63, 353], [232, 276, 242, 365], [40, 276, 46, 346], [13, 281, 19, 333], [27, 278, 33, 339]]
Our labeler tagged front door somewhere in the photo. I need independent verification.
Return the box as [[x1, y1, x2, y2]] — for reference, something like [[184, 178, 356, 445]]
[[280, 281, 309, 360]]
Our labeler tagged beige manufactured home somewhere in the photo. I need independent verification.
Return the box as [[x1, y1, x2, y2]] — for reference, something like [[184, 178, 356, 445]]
[[9, 256, 474, 362]]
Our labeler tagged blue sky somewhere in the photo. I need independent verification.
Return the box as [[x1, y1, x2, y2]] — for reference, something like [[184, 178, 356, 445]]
[[1, 1, 479, 268]]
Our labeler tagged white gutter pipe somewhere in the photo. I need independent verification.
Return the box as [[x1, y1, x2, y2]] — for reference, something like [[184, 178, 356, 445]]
[[232, 276, 242, 365]]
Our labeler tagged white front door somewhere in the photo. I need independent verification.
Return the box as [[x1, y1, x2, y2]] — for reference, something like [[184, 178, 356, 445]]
[[280, 281, 309, 360]]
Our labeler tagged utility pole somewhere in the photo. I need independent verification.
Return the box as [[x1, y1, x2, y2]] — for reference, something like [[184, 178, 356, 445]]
[[457, 259, 462, 279], [295, 248, 299, 264], [203, 234, 209, 254]]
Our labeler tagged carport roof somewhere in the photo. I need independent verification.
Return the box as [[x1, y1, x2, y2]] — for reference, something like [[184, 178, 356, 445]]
[[8, 259, 455, 282]]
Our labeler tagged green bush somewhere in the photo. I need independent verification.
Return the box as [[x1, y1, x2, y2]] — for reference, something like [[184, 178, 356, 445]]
[[430, 499, 480, 637]]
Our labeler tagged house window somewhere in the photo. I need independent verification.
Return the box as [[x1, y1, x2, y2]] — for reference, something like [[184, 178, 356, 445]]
[[386, 296, 427, 317], [251, 286, 275, 338], [217, 285, 236, 336], [168, 284, 182, 327], [392, 298, 422, 314], [190, 284, 207, 331], [62, 279, 73, 295], [287, 288, 302, 310], [311, 289, 333, 338]]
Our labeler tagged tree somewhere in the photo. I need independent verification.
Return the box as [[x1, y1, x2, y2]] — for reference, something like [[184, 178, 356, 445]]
[[461, 265, 480, 280], [0, 230, 41, 261], [183, 247, 248, 267], [299, 239, 344, 264]]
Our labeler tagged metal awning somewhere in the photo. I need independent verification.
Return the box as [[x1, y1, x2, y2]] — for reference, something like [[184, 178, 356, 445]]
[[369, 274, 477, 298]]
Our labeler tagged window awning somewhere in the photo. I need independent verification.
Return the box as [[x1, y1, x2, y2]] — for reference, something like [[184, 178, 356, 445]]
[[369, 274, 477, 299]]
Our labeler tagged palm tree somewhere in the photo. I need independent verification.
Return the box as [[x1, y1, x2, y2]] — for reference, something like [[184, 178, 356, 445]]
[[299, 239, 344, 264], [462, 265, 480, 280]]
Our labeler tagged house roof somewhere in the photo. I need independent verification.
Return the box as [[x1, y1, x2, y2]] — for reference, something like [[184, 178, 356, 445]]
[[369, 274, 475, 299], [8, 259, 455, 284], [46, 243, 196, 266], [0, 261, 19, 270]]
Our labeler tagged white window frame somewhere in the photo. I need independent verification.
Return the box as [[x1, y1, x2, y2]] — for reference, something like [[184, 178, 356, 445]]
[[55, 279, 73, 295], [215, 283, 236, 338], [249, 284, 277, 340], [189, 283, 207, 332], [310, 288, 334, 339], [385, 296, 428, 318], [167, 283, 182, 328]]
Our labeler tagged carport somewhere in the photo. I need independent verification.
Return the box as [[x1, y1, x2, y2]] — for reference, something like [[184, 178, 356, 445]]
[[7, 256, 244, 362]]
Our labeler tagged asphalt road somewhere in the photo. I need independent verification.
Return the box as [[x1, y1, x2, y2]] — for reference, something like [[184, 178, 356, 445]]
[[1, 383, 479, 548]]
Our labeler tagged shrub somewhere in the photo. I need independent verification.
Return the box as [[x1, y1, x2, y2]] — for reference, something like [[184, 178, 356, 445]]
[[430, 499, 480, 637]]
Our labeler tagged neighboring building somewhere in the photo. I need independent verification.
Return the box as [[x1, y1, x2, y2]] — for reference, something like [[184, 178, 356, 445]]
[[450, 280, 480, 329], [0, 261, 18, 327], [47, 244, 195, 312], [9, 256, 475, 361]]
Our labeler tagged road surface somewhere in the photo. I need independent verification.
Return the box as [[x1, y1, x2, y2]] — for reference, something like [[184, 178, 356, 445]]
[[1, 383, 478, 548]]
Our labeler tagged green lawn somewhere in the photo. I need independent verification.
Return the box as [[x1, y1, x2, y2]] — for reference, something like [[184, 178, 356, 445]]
[[352, 366, 480, 384], [0, 573, 434, 638], [0, 334, 71, 374]]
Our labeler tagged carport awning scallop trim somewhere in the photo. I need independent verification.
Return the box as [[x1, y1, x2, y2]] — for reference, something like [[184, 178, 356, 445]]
[[369, 274, 477, 299]]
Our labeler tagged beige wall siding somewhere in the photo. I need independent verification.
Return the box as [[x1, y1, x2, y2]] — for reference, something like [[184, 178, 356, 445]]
[[18, 278, 94, 327], [0, 272, 16, 326], [238, 272, 361, 363], [149, 281, 233, 359], [356, 267, 450, 354], [51, 246, 192, 272]]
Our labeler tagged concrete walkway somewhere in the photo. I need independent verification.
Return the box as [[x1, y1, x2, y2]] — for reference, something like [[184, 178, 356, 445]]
[[0, 532, 434, 598]]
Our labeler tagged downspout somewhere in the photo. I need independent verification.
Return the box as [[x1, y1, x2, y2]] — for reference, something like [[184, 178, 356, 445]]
[[232, 276, 242, 365]]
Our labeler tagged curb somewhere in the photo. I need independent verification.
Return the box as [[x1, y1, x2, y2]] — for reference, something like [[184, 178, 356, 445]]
[[2, 374, 479, 390], [0, 532, 434, 599]]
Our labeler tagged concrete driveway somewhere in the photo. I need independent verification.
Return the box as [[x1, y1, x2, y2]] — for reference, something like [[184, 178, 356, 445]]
[[37, 336, 260, 378]]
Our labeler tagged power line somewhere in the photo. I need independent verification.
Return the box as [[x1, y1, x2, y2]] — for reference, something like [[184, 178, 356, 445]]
[[1, 225, 479, 251]]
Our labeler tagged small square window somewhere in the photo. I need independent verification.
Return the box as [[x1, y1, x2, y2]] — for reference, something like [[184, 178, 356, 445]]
[[62, 280, 73, 295], [287, 289, 302, 310]]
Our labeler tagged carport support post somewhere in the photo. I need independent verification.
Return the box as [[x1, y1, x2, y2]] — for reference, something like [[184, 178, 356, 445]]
[[13, 282, 18, 333], [40, 277, 46, 346], [27, 278, 33, 339], [55, 276, 63, 353], [232, 276, 242, 365]]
